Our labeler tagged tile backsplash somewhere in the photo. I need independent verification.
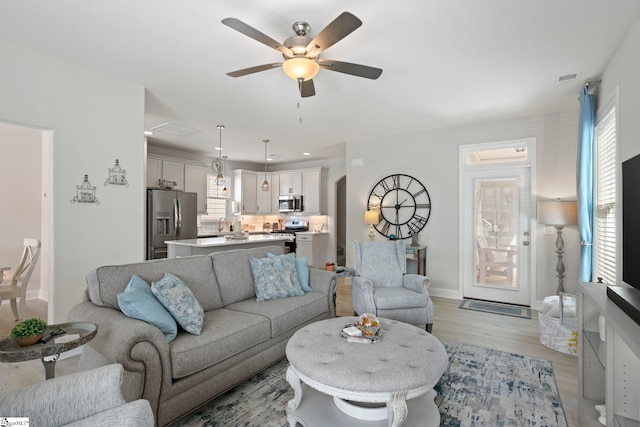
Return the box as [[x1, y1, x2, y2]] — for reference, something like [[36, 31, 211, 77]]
[[198, 214, 328, 234]]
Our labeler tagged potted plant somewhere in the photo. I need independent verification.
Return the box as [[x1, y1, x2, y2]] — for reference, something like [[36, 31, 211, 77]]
[[10, 317, 48, 346]]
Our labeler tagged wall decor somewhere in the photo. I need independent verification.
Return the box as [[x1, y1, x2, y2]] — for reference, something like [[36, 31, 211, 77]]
[[71, 174, 100, 204], [105, 159, 128, 187], [367, 173, 431, 239]]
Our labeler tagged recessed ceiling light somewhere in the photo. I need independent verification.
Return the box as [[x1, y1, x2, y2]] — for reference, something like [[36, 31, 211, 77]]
[[267, 157, 273, 161], [303, 152, 311, 156], [214, 147, 223, 151], [144, 131, 154, 136]]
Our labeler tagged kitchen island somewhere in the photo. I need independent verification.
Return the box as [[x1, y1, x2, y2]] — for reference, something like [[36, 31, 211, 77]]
[[166, 234, 293, 258]]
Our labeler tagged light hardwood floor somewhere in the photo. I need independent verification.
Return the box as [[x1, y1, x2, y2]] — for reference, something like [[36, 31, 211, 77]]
[[0, 297, 578, 426]]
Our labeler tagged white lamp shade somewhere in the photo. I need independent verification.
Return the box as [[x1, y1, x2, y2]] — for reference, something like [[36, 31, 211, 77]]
[[538, 201, 578, 225], [282, 58, 320, 81], [364, 210, 379, 225]]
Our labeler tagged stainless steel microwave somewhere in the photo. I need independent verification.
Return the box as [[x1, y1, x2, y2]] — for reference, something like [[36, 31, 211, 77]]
[[278, 195, 303, 212]]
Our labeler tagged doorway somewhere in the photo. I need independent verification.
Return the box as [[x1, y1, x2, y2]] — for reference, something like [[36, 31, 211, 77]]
[[459, 139, 535, 306], [336, 175, 346, 266]]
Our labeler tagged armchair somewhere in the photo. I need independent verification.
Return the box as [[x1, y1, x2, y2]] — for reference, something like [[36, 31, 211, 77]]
[[352, 240, 434, 332], [0, 364, 154, 426], [476, 236, 517, 285]]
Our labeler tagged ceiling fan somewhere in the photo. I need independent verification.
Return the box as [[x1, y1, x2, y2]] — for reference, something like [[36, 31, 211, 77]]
[[222, 12, 383, 97]]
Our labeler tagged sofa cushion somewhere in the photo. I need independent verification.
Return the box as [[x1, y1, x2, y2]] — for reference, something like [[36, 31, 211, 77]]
[[250, 256, 304, 302], [295, 257, 312, 292], [117, 275, 178, 342], [87, 255, 223, 311], [169, 308, 271, 379], [225, 291, 327, 338], [152, 273, 204, 335], [211, 245, 285, 306], [267, 252, 311, 292]]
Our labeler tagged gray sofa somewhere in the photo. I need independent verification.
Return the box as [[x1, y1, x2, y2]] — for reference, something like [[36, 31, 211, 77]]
[[68, 245, 337, 426]]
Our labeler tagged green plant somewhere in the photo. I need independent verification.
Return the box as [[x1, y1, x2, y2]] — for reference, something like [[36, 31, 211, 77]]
[[10, 317, 48, 339]]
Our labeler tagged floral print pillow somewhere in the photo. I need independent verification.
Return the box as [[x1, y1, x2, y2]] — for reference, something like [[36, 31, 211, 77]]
[[250, 256, 305, 302], [151, 272, 204, 335]]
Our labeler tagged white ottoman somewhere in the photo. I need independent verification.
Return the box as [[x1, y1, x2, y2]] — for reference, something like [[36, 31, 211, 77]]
[[285, 317, 448, 427]]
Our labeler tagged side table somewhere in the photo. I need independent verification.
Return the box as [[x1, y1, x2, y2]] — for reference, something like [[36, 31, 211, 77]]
[[0, 321, 97, 379], [406, 245, 427, 276]]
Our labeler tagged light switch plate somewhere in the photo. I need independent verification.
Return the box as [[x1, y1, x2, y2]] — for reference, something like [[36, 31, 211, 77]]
[[543, 226, 555, 235]]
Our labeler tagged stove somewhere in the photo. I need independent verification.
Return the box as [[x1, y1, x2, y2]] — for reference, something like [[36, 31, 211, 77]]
[[271, 220, 308, 253]]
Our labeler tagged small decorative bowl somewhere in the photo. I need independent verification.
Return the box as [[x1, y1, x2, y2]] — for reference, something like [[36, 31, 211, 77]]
[[356, 313, 380, 337]]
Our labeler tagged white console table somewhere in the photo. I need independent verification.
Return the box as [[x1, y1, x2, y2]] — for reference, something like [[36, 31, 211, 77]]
[[578, 282, 640, 426]]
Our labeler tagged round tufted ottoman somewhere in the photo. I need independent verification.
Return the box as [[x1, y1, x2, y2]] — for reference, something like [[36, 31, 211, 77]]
[[285, 317, 448, 427]]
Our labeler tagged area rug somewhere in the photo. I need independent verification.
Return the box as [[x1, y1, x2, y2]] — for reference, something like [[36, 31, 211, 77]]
[[459, 299, 532, 319], [171, 341, 566, 427]]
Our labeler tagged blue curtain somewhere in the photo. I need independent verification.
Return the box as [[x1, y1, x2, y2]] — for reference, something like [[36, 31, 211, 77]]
[[577, 85, 595, 283]]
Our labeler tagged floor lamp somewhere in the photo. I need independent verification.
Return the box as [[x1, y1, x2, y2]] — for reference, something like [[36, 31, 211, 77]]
[[538, 200, 578, 294]]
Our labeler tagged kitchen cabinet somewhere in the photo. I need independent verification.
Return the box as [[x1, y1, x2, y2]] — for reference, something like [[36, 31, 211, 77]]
[[279, 171, 302, 195], [184, 164, 208, 213], [578, 282, 640, 426], [162, 160, 185, 190], [296, 233, 328, 269], [302, 168, 327, 214], [146, 157, 162, 188], [233, 170, 257, 214], [270, 174, 280, 214], [256, 173, 272, 213]]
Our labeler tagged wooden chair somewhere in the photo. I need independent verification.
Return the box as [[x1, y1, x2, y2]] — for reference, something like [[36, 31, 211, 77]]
[[477, 236, 517, 285], [0, 238, 41, 321]]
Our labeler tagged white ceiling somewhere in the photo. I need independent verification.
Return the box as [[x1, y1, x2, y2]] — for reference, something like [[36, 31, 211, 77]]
[[1, 1, 639, 165]]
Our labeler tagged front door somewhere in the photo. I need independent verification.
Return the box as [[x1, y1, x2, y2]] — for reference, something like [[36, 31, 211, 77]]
[[460, 144, 533, 306]]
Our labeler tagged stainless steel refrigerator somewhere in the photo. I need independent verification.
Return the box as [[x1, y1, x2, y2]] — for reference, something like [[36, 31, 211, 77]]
[[147, 189, 198, 259]]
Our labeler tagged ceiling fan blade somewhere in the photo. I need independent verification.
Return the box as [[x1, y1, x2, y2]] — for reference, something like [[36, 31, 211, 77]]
[[319, 60, 383, 79], [227, 63, 282, 78], [299, 79, 316, 97], [306, 12, 362, 57], [222, 17, 293, 56]]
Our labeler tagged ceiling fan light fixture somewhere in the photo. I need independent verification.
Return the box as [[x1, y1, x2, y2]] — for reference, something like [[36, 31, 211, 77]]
[[282, 58, 319, 81]]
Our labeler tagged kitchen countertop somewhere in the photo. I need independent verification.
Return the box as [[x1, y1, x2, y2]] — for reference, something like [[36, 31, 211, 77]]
[[167, 234, 293, 248]]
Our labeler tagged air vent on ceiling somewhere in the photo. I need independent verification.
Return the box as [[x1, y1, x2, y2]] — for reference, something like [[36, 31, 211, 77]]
[[557, 73, 578, 83], [150, 123, 200, 137]]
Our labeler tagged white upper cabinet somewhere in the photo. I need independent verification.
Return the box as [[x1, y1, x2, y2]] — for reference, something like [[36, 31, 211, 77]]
[[302, 168, 327, 214], [256, 173, 272, 213], [279, 171, 302, 195], [161, 160, 185, 190], [184, 164, 208, 213], [233, 169, 257, 214], [270, 174, 280, 214], [146, 157, 162, 188]]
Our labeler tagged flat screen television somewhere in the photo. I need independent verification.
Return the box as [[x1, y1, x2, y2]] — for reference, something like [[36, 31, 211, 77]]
[[607, 152, 640, 326]]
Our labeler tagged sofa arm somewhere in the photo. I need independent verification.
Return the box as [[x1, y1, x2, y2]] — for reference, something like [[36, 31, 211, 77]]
[[402, 274, 431, 295], [68, 301, 171, 421], [309, 268, 338, 317], [0, 364, 153, 427], [352, 276, 376, 315]]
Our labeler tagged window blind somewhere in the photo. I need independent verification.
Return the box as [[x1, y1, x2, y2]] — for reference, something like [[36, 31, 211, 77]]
[[205, 174, 229, 218], [593, 105, 617, 284]]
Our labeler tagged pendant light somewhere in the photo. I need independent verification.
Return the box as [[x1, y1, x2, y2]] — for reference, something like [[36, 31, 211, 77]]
[[212, 125, 225, 186], [221, 156, 228, 196], [261, 139, 270, 192]]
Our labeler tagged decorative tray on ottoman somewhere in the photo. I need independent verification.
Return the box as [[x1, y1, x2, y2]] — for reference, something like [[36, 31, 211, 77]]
[[341, 313, 381, 344]]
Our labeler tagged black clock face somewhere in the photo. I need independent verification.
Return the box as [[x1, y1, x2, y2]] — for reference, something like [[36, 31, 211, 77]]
[[367, 174, 431, 239]]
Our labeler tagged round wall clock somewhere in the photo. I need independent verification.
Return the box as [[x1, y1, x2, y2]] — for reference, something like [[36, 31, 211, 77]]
[[367, 174, 431, 239]]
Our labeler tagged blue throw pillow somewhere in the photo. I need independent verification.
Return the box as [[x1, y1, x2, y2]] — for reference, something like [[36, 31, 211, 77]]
[[295, 256, 312, 292], [251, 256, 304, 302], [266, 252, 305, 293], [117, 275, 178, 342], [151, 272, 204, 335]]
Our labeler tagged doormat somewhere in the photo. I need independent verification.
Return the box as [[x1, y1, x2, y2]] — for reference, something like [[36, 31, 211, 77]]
[[459, 299, 531, 319]]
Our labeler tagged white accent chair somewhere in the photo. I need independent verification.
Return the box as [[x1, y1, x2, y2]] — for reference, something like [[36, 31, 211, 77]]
[[352, 240, 434, 332], [0, 238, 41, 320]]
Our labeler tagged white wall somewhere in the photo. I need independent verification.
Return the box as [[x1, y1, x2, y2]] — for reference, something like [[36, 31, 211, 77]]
[[0, 39, 145, 323], [346, 110, 581, 302], [0, 123, 42, 296], [599, 12, 640, 285]]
